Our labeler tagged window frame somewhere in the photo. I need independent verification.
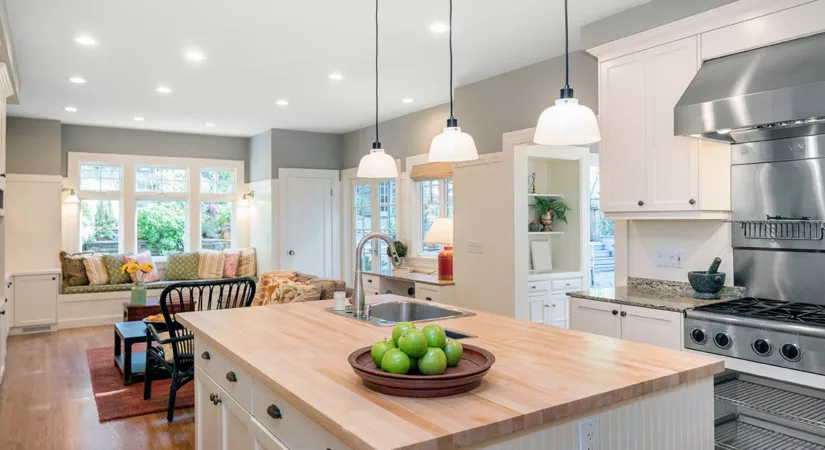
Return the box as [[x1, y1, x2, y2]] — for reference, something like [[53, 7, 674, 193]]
[[405, 153, 454, 261], [414, 178, 452, 259], [79, 163, 123, 194], [135, 165, 190, 195], [200, 168, 237, 195]]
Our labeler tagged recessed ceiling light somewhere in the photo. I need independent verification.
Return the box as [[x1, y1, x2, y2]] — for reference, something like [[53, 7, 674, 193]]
[[133, 116, 145, 122], [205, 122, 216, 128], [64, 106, 78, 112], [402, 98, 414, 104], [74, 35, 97, 46], [275, 99, 289, 106], [429, 22, 450, 33], [185, 49, 206, 62], [328, 72, 344, 81], [69, 77, 87, 84], [156, 86, 173, 94]]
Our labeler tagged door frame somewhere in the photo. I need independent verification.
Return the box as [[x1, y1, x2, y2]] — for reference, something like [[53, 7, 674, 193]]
[[278, 168, 341, 279]]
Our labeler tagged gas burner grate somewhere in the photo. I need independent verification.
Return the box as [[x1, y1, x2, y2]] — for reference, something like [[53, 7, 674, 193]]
[[716, 379, 825, 429], [694, 298, 787, 316], [715, 420, 825, 450]]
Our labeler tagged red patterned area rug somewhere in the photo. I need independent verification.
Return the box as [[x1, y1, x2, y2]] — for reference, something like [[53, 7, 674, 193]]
[[86, 346, 194, 422]]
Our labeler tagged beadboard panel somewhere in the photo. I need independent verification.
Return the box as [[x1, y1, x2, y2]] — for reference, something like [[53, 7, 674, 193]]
[[470, 378, 714, 450]]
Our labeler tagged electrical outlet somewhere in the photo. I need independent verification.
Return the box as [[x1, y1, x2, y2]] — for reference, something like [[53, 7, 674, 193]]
[[672, 249, 685, 268], [468, 240, 484, 254], [577, 416, 600, 450], [656, 249, 686, 268]]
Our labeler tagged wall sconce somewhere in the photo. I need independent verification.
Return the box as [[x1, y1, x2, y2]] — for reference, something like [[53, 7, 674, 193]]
[[62, 187, 80, 204], [243, 191, 255, 201]]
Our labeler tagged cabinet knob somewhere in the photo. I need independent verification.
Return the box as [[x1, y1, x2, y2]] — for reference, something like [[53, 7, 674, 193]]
[[689, 199, 696, 205], [212, 396, 222, 405], [52, 277, 56, 281], [201, 351, 211, 360], [425, 297, 433, 301], [226, 371, 237, 383], [612, 310, 618, 315], [288, 250, 295, 256], [209, 393, 215, 402], [266, 404, 283, 420], [620, 311, 627, 317], [638, 200, 644, 207], [367, 279, 372, 283], [545, 304, 549, 308], [0, 310, 5, 315]]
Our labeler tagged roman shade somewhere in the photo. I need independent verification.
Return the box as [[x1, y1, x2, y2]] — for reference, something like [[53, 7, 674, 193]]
[[409, 162, 453, 182]]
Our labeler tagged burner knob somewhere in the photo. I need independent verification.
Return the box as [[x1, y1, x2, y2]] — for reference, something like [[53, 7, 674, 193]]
[[780, 343, 802, 362], [690, 328, 708, 345], [752, 338, 773, 356], [714, 332, 733, 349]]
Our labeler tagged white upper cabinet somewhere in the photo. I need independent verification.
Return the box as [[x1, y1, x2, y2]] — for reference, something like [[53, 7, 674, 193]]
[[599, 36, 731, 219]]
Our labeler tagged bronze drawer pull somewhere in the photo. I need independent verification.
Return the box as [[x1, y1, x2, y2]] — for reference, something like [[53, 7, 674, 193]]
[[689, 199, 696, 205], [620, 311, 627, 317], [267, 404, 283, 419], [226, 371, 237, 382], [212, 395, 222, 405], [201, 351, 211, 360], [612, 310, 618, 315]]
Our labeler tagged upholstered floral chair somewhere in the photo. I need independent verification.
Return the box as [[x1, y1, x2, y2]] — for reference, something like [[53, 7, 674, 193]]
[[252, 270, 351, 306]]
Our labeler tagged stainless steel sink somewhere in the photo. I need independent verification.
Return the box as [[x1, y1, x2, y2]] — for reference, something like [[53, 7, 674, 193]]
[[325, 300, 474, 327]]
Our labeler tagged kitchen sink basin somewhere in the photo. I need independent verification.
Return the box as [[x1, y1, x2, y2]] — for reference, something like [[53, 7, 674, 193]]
[[325, 300, 475, 326]]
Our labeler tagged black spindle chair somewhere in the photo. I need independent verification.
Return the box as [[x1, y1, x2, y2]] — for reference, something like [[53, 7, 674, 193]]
[[143, 277, 256, 422]]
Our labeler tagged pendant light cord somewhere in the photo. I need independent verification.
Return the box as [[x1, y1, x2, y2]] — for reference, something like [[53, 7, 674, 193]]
[[374, 0, 380, 145], [449, 0, 454, 120], [564, 0, 569, 90]]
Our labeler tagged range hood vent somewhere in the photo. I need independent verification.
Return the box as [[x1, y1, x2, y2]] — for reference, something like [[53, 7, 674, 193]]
[[675, 32, 825, 143]]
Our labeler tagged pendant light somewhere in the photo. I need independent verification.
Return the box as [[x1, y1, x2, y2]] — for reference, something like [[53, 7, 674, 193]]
[[357, 0, 398, 178], [534, 0, 601, 146], [428, 0, 478, 162]]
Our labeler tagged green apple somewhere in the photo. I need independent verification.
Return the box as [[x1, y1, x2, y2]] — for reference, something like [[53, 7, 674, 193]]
[[418, 347, 448, 375], [398, 330, 428, 358], [380, 348, 411, 375], [422, 323, 447, 349], [371, 339, 396, 367], [392, 322, 416, 346], [443, 340, 463, 367]]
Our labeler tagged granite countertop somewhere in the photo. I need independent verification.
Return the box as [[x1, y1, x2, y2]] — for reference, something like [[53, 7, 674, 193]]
[[364, 269, 455, 286], [568, 277, 745, 313]]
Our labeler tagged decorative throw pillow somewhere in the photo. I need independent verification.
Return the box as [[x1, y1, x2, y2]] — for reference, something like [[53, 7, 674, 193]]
[[295, 272, 317, 284], [236, 248, 257, 278], [279, 284, 322, 303], [198, 250, 226, 279], [252, 276, 305, 306], [167, 252, 200, 281], [102, 254, 133, 285], [59, 251, 90, 287], [123, 251, 161, 283], [308, 278, 347, 300], [82, 254, 110, 286], [222, 251, 240, 278]]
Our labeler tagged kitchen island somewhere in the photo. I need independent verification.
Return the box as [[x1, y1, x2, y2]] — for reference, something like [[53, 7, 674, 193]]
[[177, 295, 723, 450]]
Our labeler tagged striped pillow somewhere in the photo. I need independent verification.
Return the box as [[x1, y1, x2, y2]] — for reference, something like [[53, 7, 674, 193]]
[[82, 254, 110, 286], [236, 248, 257, 278], [198, 250, 226, 279], [223, 251, 240, 278]]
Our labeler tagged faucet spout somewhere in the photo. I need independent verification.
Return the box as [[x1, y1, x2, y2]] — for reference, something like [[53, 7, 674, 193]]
[[352, 232, 401, 317]]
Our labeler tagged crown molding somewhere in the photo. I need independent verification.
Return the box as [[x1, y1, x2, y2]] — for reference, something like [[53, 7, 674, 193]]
[[586, 0, 814, 62], [0, 63, 13, 98]]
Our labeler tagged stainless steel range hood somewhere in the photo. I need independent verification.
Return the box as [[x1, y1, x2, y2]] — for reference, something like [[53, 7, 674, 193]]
[[675, 32, 825, 144]]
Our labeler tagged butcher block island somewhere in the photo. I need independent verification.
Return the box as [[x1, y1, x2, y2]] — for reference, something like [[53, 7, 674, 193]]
[[176, 295, 723, 450]]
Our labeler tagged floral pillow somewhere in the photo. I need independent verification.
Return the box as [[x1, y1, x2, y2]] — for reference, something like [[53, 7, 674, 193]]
[[223, 251, 240, 278], [279, 284, 322, 303], [123, 251, 160, 283], [252, 272, 307, 306]]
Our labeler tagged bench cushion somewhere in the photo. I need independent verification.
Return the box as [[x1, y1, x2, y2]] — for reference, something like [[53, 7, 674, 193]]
[[61, 277, 258, 295]]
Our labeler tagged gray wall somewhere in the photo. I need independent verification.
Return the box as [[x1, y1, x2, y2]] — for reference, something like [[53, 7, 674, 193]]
[[6, 117, 61, 175], [271, 129, 342, 178], [581, 0, 737, 49], [342, 51, 597, 171], [249, 130, 273, 182]]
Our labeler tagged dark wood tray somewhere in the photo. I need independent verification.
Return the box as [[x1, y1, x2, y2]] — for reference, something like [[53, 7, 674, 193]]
[[348, 344, 495, 398]]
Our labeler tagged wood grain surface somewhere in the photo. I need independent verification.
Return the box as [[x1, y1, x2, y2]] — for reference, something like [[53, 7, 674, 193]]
[[177, 295, 723, 450]]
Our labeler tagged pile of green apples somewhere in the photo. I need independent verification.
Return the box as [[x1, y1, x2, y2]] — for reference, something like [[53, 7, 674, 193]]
[[371, 322, 463, 375]]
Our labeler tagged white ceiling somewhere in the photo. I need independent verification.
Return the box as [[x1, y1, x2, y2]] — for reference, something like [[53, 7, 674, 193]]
[[5, 0, 649, 137]]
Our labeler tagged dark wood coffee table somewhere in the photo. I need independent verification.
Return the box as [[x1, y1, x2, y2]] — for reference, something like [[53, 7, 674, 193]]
[[114, 321, 149, 385]]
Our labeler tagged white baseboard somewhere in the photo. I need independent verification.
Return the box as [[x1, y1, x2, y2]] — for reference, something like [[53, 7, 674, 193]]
[[58, 314, 123, 330]]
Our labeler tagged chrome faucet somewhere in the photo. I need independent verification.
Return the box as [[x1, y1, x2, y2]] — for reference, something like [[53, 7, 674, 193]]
[[352, 232, 401, 317]]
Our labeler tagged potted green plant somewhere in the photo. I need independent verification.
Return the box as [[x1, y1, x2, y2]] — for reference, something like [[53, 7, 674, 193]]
[[533, 197, 571, 231]]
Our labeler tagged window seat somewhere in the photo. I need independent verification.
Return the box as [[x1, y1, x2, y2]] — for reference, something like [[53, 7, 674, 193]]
[[62, 277, 258, 295]]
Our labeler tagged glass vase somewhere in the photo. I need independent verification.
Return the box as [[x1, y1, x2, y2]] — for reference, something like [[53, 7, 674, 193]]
[[131, 282, 147, 306]]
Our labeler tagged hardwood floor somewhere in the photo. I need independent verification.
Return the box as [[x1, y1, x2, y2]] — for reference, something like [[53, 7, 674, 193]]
[[0, 326, 195, 450]]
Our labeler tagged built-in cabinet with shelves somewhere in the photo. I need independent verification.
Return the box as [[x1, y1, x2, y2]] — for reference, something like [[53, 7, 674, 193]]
[[570, 297, 682, 350], [598, 36, 731, 219], [526, 273, 581, 329]]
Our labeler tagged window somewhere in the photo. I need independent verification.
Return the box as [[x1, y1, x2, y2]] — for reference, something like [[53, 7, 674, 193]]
[[80, 164, 121, 192], [353, 183, 372, 270], [136, 166, 188, 193], [80, 200, 120, 252], [378, 181, 397, 271], [201, 201, 232, 251], [136, 200, 186, 255], [419, 178, 453, 256], [352, 180, 397, 272], [200, 169, 235, 194]]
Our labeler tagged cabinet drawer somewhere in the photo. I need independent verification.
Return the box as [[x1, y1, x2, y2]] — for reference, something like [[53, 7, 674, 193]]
[[362, 274, 381, 291], [551, 278, 581, 292], [527, 281, 550, 293], [252, 380, 346, 450], [195, 338, 253, 412], [415, 285, 441, 303]]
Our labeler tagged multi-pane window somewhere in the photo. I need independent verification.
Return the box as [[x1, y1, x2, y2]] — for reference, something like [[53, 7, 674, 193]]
[[80, 164, 121, 192], [419, 178, 453, 255], [378, 181, 397, 271], [200, 169, 235, 194], [354, 183, 372, 270], [80, 200, 120, 252], [201, 201, 232, 251], [136, 200, 186, 256], [352, 180, 397, 272], [136, 167, 188, 193]]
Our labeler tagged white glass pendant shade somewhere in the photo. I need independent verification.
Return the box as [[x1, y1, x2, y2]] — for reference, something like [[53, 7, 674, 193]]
[[534, 98, 601, 146], [357, 147, 398, 178], [428, 126, 479, 162]]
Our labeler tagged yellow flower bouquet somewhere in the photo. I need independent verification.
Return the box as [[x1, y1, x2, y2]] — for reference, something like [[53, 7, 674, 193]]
[[123, 260, 155, 306]]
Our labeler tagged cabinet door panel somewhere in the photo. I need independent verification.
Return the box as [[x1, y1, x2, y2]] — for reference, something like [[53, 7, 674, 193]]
[[550, 295, 569, 329], [599, 52, 648, 213], [527, 293, 547, 325], [645, 36, 700, 211], [196, 370, 222, 450], [12, 274, 57, 327], [620, 304, 683, 350], [222, 402, 254, 450], [571, 298, 621, 339]]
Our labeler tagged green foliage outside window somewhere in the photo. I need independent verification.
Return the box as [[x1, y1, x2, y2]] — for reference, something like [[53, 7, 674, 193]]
[[137, 201, 185, 255]]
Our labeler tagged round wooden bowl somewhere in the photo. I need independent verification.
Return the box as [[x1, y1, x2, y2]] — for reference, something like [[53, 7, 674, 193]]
[[348, 344, 495, 398]]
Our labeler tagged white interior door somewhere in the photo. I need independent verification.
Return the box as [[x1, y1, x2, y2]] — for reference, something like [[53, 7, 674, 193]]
[[279, 169, 339, 278]]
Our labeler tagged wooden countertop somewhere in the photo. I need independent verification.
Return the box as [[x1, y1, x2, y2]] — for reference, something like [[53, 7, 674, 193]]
[[177, 295, 723, 450]]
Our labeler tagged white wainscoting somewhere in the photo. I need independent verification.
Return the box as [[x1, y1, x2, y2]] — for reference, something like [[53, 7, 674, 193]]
[[248, 179, 278, 273], [5, 174, 63, 274], [469, 377, 714, 450]]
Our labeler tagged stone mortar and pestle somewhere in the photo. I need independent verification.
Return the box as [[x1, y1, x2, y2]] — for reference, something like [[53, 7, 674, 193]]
[[687, 257, 726, 299]]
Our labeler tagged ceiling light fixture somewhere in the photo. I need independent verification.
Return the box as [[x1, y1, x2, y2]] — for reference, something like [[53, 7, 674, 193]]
[[186, 49, 206, 62], [69, 77, 87, 84], [534, 0, 601, 146], [275, 99, 289, 106], [402, 98, 414, 104], [205, 122, 216, 128], [328, 72, 344, 81], [429, 22, 450, 33], [64, 106, 78, 112], [133, 116, 145, 122], [74, 35, 97, 46], [428, 0, 478, 162], [357, 0, 398, 179], [156, 86, 173, 94]]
